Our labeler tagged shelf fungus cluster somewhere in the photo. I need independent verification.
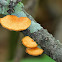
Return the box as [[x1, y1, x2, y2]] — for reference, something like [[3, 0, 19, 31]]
[[0, 15, 44, 56], [0, 15, 31, 31], [22, 36, 44, 56]]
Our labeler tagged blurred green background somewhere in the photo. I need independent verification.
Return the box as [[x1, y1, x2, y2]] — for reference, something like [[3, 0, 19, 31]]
[[0, 0, 62, 62]]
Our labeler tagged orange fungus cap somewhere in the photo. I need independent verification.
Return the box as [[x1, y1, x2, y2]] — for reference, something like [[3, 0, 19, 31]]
[[1, 15, 31, 31], [22, 36, 38, 48], [26, 47, 44, 56]]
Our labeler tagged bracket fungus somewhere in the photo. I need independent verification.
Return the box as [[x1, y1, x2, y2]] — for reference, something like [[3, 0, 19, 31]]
[[22, 36, 38, 48], [1, 15, 31, 31], [22, 36, 44, 56], [26, 47, 44, 56]]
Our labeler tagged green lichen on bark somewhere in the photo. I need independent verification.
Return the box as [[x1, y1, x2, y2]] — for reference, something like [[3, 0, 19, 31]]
[[11, 2, 26, 17], [28, 21, 42, 33], [0, 0, 22, 15], [0, 0, 10, 5], [14, 2, 24, 12], [0, 6, 9, 15], [0, 0, 10, 14]]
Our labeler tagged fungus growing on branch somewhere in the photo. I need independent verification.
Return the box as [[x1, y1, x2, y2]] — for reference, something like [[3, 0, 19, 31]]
[[22, 36, 44, 56], [1, 15, 31, 31], [22, 36, 38, 48], [26, 47, 44, 56]]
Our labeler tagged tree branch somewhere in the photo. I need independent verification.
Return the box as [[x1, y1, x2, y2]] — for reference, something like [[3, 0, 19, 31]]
[[22, 10, 62, 62]]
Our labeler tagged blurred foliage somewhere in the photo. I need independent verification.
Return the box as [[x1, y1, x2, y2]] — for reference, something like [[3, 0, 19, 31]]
[[9, 54, 56, 62], [9, 31, 19, 60]]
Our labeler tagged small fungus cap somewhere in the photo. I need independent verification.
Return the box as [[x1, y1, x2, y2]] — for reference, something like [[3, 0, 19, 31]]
[[26, 47, 44, 56], [22, 36, 38, 48], [1, 15, 31, 31]]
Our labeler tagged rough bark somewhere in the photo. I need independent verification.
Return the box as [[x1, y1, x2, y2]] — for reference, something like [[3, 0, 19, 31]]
[[22, 10, 62, 62]]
